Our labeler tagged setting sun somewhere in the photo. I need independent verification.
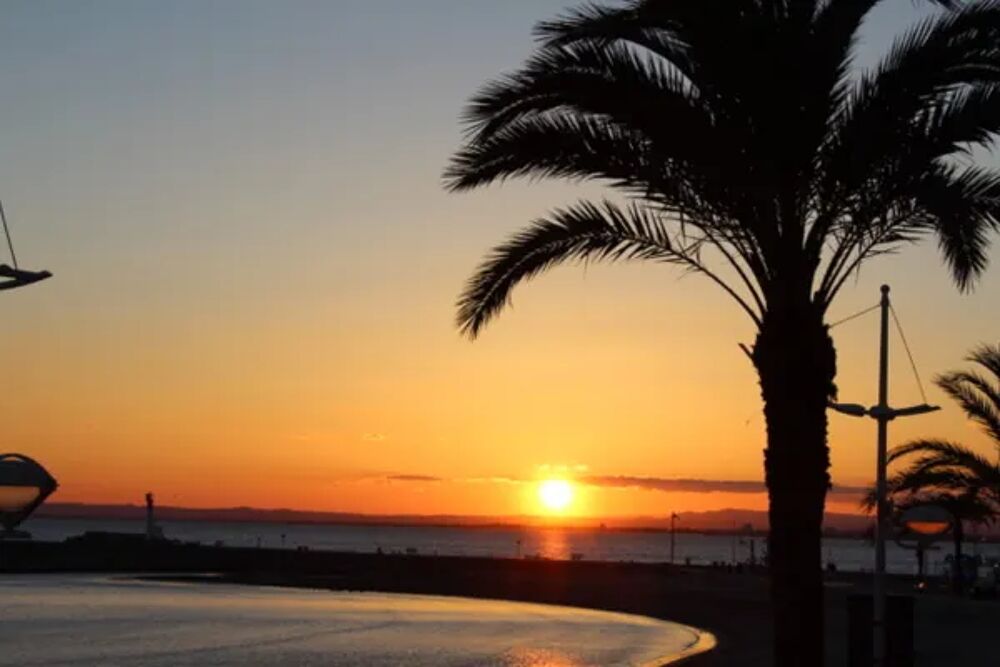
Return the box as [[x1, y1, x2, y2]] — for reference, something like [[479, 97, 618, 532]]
[[537, 479, 574, 513]]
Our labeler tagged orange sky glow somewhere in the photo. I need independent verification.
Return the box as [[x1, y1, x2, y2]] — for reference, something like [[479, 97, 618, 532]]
[[1, 2, 998, 523]]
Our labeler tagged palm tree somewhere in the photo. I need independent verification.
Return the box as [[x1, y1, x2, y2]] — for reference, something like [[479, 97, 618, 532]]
[[877, 344, 1000, 591], [887, 442, 1000, 508], [444, 3, 1000, 664], [864, 488, 996, 592], [885, 345, 1000, 508], [931, 493, 995, 593]]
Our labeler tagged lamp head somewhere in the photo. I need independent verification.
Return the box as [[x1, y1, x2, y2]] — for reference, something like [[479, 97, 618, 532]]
[[891, 404, 941, 418], [899, 504, 952, 538], [829, 402, 868, 417]]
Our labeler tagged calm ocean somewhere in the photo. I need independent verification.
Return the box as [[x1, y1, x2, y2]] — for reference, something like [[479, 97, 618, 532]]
[[21, 516, 1000, 575]]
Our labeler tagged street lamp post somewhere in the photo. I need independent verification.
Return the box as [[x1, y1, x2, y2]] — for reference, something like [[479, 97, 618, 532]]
[[897, 504, 953, 584], [670, 512, 678, 564], [829, 285, 939, 667]]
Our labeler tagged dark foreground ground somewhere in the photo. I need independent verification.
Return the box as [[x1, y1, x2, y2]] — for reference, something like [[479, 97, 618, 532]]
[[2, 536, 997, 665]]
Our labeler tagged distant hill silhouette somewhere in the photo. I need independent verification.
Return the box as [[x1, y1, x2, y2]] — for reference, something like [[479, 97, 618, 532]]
[[33, 502, 899, 536]]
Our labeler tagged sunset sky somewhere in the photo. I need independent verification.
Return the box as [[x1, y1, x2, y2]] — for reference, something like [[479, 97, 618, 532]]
[[1, 0, 998, 521]]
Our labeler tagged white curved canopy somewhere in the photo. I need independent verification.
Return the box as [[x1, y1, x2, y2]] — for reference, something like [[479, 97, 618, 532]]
[[0, 453, 58, 532]]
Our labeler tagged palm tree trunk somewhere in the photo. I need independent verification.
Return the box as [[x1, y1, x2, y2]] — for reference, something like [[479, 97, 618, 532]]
[[753, 296, 836, 667]]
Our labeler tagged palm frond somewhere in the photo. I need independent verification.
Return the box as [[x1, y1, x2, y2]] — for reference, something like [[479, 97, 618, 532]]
[[920, 166, 1000, 291], [888, 439, 997, 475], [894, 491, 995, 525], [533, 0, 693, 73], [937, 348, 1000, 443], [444, 113, 661, 193], [968, 343, 1000, 381], [814, 3, 1000, 275], [891, 466, 982, 493], [915, 491, 997, 524], [459, 41, 706, 147], [448, 0, 1000, 339], [922, 85, 1000, 158], [810, 0, 881, 115], [456, 200, 760, 338], [816, 161, 1000, 305], [846, 3, 1000, 125], [859, 487, 877, 513], [888, 441, 1000, 508], [865, 473, 1000, 520], [878, 347, 1000, 516]]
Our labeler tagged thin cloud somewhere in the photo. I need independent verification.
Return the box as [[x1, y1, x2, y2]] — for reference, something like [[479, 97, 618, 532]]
[[464, 476, 525, 485], [581, 475, 866, 497], [374, 472, 866, 498], [386, 474, 442, 483], [363, 433, 387, 442], [381, 474, 525, 485]]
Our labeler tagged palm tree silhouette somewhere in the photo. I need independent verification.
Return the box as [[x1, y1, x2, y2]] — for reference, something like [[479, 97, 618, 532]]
[[874, 489, 995, 592], [875, 344, 1000, 591], [444, 3, 1000, 664]]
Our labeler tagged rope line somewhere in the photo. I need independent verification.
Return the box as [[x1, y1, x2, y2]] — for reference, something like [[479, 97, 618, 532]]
[[828, 303, 880, 329], [0, 199, 18, 269], [889, 304, 929, 404]]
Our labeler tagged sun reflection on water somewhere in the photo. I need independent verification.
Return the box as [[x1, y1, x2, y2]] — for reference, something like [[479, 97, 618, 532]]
[[534, 528, 572, 561]]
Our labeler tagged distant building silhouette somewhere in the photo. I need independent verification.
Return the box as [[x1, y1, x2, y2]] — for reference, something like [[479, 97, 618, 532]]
[[145, 492, 165, 541]]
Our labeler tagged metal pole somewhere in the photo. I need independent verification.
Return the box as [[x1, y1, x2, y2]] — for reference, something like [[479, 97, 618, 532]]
[[828, 285, 940, 666], [732, 521, 737, 565], [0, 199, 19, 270], [874, 284, 891, 667], [670, 513, 676, 564]]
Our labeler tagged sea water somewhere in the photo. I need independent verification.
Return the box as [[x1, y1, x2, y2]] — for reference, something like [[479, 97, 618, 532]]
[[0, 575, 707, 666], [22, 516, 1000, 574]]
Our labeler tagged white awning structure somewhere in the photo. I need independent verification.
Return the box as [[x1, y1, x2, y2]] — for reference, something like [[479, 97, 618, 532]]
[[0, 454, 58, 535]]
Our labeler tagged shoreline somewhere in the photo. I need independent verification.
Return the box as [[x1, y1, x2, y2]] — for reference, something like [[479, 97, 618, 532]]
[[145, 573, 720, 666], [0, 537, 793, 664], [34, 507, 954, 540], [31, 512, 879, 539], [0, 573, 715, 667], [141, 565, 769, 666], [3, 538, 998, 665]]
